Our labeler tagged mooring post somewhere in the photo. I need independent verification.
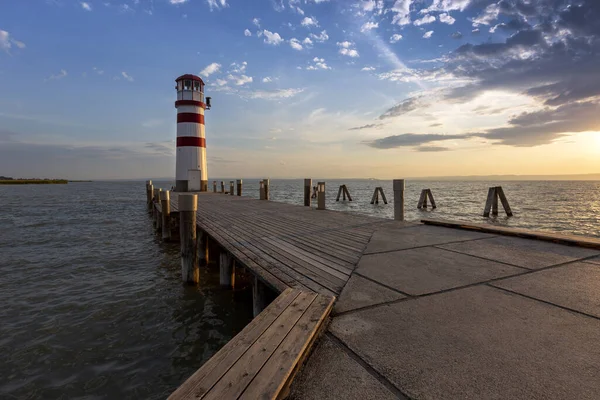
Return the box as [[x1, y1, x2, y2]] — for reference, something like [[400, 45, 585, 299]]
[[229, 181, 234, 196], [496, 186, 513, 216], [259, 180, 265, 200], [198, 232, 209, 266], [220, 181, 225, 193], [304, 179, 312, 206], [146, 180, 153, 210], [263, 179, 270, 200], [147, 183, 154, 211], [393, 179, 405, 221], [484, 186, 513, 217], [156, 189, 163, 230], [252, 276, 268, 317], [160, 190, 171, 241], [317, 182, 326, 210], [153, 188, 161, 227], [179, 194, 199, 284], [219, 251, 235, 288], [213, 181, 217, 193], [236, 179, 243, 196]]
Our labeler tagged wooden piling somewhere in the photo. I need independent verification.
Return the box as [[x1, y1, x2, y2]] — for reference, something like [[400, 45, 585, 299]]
[[304, 179, 311, 207], [198, 232, 209, 266], [179, 194, 199, 284], [417, 189, 437, 209], [156, 189, 163, 231], [147, 183, 154, 211], [252, 276, 268, 317], [497, 187, 513, 216], [393, 179, 405, 221], [229, 181, 234, 196], [370, 187, 387, 205], [219, 251, 235, 288], [213, 181, 217, 193], [220, 181, 225, 194], [336, 185, 353, 202], [259, 180, 265, 200], [153, 188, 161, 227], [236, 179, 242, 196], [160, 190, 171, 241], [263, 179, 270, 200], [484, 186, 513, 217], [317, 182, 326, 210]]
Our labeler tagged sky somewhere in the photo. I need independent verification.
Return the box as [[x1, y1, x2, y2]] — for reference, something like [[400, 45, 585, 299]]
[[0, 0, 599, 179]]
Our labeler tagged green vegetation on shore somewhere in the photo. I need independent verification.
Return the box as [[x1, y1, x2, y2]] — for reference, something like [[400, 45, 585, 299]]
[[0, 178, 69, 185]]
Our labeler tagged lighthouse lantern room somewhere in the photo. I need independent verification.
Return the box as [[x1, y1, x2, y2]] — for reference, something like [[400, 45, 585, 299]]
[[174, 74, 210, 192]]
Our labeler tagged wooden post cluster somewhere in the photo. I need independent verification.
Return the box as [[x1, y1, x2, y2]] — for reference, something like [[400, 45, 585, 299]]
[[252, 276, 268, 317], [393, 179, 405, 221], [483, 186, 513, 217], [317, 182, 326, 210], [179, 194, 199, 284], [417, 189, 436, 209], [370, 187, 388, 204], [153, 188, 161, 228], [219, 251, 235, 288], [213, 181, 217, 193], [160, 190, 171, 241], [146, 180, 153, 211], [304, 179, 311, 207], [336, 185, 353, 202], [229, 181, 234, 196], [220, 181, 225, 193], [236, 179, 243, 196]]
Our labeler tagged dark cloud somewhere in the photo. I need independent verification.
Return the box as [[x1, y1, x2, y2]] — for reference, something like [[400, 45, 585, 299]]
[[348, 123, 384, 131], [451, 31, 463, 39], [145, 141, 174, 156], [429, 123, 443, 127], [378, 97, 424, 119], [364, 133, 472, 149], [416, 146, 451, 152]]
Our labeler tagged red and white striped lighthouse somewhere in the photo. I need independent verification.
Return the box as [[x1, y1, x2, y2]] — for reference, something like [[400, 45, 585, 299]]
[[174, 74, 210, 192]]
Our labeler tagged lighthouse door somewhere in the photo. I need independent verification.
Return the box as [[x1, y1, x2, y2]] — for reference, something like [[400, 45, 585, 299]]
[[187, 169, 202, 192]]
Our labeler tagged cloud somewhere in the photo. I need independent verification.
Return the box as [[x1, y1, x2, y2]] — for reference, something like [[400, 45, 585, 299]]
[[451, 31, 463, 39], [337, 41, 359, 57], [429, 123, 443, 127], [0, 30, 25, 53], [93, 67, 104, 75], [309, 30, 329, 42], [200, 62, 221, 77], [262, 77, 272, 83], [206, 0, 227, 10], [416, 146, 451, 152], [263, 30, 284, 45], [439, 13, 455, 24], [81, 2, 92, 11], [348, 123, 383, 130], [306, 57, 331, 70], [170, 0, 188, 3], [423, 31, 433, 39], [121, 71, 133, 82], [378, 97, 424, 119], [228, 74, 253, 85], [303, 37, 313, 45], [289, 38, 303, 50], [365, 133, 471, 149], [361, 66, 376, 71], [390, 33, 403, 43], [390, 0, 412, 26], [301, 17, 319, 27], [248, 88, 304, 100], [414, 15, 436, 26], [252, 18, 260, 27], [244, 29, 252, 36], [423, 0, 470, 13], [213, 79, 227, 86], [361, 21, 378, 32], [47, 69, 68, 80], [472, 28, 480, 34]]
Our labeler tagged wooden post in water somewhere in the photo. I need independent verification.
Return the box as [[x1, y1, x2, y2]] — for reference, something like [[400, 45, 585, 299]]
[[219, 252, 235, 288], [229, 181, 234, 196], [263, 179, 270, 200], [153, 188, 161, 227], [146, 180, 153, 211], [156, 189, 163, 230], [179, 194, 199, 284], [484, 186, 513, 217], [304, 179, 311, 207], [213, 181, 217, 193], [259, 180, 265, 200], [317, 182, 326, 210], [370, 187, 388, 204], [160, 190, 171, 241], [236, 179, 243, 196], [336, 185, 353, 202], [220, 181, 225, 193], [417, 189, 437, 209], [393, 179, 405, 221], [252, 276, 268, 317], [198, 232, 209, 266]]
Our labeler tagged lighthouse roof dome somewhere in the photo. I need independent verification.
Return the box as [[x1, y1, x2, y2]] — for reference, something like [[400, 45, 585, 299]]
[[175, 74, 204, 84]]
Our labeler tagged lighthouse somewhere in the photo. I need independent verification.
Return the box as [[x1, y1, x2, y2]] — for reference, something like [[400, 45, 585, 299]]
[[174, 74, 211, 192]]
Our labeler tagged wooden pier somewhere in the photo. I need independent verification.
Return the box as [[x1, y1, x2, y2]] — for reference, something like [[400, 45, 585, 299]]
[[148, 185, 600, 400]]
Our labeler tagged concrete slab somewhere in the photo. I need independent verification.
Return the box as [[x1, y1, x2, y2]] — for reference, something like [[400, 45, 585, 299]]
[[330, 285, 600, 400], [437, 236, 599, 269], [288, 335, 398, 400], [584, 256, 600, 265], [357, 247, 523, 295], [334, 274, 406, 314], [493, 262, 600, 318], [364, 224, 493, 254]]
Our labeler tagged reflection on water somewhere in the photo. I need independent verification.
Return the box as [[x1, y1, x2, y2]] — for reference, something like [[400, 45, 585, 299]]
[[1, 179, 598, 399]]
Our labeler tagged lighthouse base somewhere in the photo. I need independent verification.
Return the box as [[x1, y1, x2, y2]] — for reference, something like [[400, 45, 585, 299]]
[[175, 180, 209, 192]]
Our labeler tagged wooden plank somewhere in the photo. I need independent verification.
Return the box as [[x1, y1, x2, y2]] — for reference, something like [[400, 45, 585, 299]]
[[202, 292, 318, 400], [417, 190, 426, 209], [168, 288, 301, 400], [421, 218, 600, 250], [483, 187, 495, 217], [239, 294, 335, 400], [496, 186, 513, 216], [427, 189, 436, 209]]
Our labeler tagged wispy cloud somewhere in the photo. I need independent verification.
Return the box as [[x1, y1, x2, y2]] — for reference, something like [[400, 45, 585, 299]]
[[248, 88, 304, 100], [309, 30, 328, 42], [244, 29, 252, 36], [47, 69, 68, 81], [206, 0, 227, 10], [301, 17, 319, 27], [80, 2, 92, 11], [0, 30, 25, 53], [423, 31, 434, 39], [289, 38, 303, 50], [263, 30, 283, 45], [121, 71, 134, 82], [337, 41, 359, 57], [390, 34, 402, 43], [200, 62, 221, 77], [306, 57, 331, 70], [360, 21, 378, 32]]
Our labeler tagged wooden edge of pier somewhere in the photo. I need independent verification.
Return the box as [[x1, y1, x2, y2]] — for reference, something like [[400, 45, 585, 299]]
[[168, 288, 335, 400], [421, 218, 600, 249]]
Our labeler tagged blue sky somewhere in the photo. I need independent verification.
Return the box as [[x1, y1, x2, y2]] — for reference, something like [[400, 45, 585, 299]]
[[1, 0, 599, 179]]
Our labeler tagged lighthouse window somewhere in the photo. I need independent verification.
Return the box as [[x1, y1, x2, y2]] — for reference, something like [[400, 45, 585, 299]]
[[194, 81, 200, 91], [177, 81, 183, 91], [184, 80, 191, 90]]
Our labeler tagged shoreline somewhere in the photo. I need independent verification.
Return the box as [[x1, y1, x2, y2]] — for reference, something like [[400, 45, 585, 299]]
[[0, 179, 69, 185]]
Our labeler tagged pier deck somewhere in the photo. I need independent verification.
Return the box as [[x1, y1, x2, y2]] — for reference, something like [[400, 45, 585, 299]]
[[165, 192, 600, 399]]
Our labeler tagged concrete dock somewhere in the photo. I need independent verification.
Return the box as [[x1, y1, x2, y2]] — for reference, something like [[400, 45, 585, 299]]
[[150, 190, 600, 399]]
